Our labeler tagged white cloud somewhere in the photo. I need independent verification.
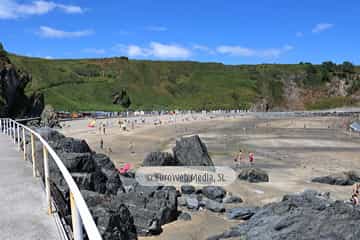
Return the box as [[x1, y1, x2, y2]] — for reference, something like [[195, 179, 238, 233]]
[[192, 44, 215, 54], [216, 45, 293, 58], [38, 26, 93, 38], [116, 42, 191, 59], [145, 26, 168, 32], [312, 23, 334, 33], [0, 0, 83, 19], [296, 31, 303, 37], [83, 48, 106, 55]]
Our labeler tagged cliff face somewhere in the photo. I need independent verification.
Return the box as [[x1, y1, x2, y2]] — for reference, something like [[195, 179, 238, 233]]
[[0, 48, 44, 118]]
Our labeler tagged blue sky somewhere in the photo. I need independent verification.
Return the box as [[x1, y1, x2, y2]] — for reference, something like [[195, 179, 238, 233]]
[[0, 0, 359, 64]]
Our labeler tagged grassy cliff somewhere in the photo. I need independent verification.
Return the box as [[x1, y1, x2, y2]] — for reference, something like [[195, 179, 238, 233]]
[[8, 54, 360, 111]]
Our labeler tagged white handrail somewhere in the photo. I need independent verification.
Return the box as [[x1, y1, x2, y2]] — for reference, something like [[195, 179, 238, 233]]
[[0, 118, 102, 240]]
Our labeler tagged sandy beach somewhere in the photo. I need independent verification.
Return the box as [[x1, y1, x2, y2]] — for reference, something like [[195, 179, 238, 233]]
[[60, 114, 360, 239]]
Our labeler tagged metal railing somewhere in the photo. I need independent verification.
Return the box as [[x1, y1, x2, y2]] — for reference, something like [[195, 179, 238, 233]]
[[0, 118, 102, 240]]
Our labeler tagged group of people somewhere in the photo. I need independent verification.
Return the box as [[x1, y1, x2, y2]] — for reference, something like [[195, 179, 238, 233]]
[[233, 149, 254, 169]]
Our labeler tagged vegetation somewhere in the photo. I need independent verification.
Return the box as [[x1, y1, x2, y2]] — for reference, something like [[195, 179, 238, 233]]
[[7, 53, 360, 111], [306, 96, 357, 110]]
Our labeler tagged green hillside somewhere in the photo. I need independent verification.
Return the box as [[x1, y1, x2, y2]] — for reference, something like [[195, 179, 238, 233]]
[[8, 53, 360, 111]]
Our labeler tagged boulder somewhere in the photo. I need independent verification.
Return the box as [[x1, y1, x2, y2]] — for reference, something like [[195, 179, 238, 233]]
[[312, 171, 360, 186], [173, 135, 214, 166], [204, 199, 225, 213], [82, 191, 137, 240], [41, 104, 60, 128], [53, 137, 91, 153], [208, 190, 360, 240], [223, 194, 243, 204], [202, 186, 226, 202], [59, 152, 95, 173], [186, 197, 199, 210], [178, 212, 192, 221], [177, 196, 187, 207], [93, 153, 124, 195], [114, 185, 178, 236], [226, 207, 258, 220], [142, 152, 177, 166], [181, 185, 196, 194], [238, 167, 269, 183]]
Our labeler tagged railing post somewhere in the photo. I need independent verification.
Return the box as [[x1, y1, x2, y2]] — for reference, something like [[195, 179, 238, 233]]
[[43, 145, 52, 215], [13, 121, 16, 144], [6, 119, 8, 135], [17, 123, 20, 151], [70, 192, 84, 240], [9, 120, 12, 138], [23, 127, 26, 160], [31, 133, 37, 177]]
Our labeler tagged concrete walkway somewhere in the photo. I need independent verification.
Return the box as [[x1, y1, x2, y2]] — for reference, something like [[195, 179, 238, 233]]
[[0, 134, 62, 240]]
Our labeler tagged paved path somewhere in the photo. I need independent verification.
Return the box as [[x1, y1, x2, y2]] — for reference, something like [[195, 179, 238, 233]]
[[0, 134, 62, 240]]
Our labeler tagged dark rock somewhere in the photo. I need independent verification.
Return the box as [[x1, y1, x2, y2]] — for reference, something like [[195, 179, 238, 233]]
[[204, 198, 225, 213], [209, 190, 360, 240], [54, 137, 91, 153], [177, 196, 187, 207], [181, 185, 195, 194], [0, 50, 44, 118], [173, 135, 214, 166], [226, 207, 258, 220], [72, 171, 107, 193], [41, 105, 61, 128], [312, 171, 360, 186], [186, 197, 199, 210], [81, 191, 137, 240], [28, 92, 44, 117], [142, 152, 177, 166], [113, 186, 178, 236], [223, 194, 243, 204], [202, 186, 226, 202], [238, 167, 269, 183], [93, 153, 124, 195], [59, 152, 95, 172], [178, 212, 192, 221]]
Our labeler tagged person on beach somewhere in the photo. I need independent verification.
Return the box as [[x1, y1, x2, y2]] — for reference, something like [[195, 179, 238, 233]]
[[234, 149, 243, 169], [103, 123, 106, 135], [100, 138, 104, 149], [129, 141, 135, 154], [249, 152, 254, 166], [351, 183, 360, 205]]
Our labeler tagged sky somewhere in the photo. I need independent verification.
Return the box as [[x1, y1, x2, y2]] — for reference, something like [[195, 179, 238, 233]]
[[0, 0, 359, 64]]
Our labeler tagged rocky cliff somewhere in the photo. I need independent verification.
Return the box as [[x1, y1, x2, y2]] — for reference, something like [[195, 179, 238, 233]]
[[0, 44, 44, 118]]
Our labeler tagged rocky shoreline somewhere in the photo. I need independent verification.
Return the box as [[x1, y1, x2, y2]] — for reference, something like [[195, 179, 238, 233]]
[[22, 126, 360, 240]]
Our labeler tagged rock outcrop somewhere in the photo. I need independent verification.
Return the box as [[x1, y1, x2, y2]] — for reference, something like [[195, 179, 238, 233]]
[[238, 167, 269, 183], [142, 135, 214, 167], [142, 152, 177, 166], [26, 127, 179, 238], [312, 171, 360, 186], [0, 44, 44, 118], [173, 135, 214, 166], [41, 104, 61, 128], [209, 190, 360, 240]]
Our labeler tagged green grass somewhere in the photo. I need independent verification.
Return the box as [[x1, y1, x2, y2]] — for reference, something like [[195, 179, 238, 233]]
[[305, 96, 358, 110], [7, 53, 360, 111]]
